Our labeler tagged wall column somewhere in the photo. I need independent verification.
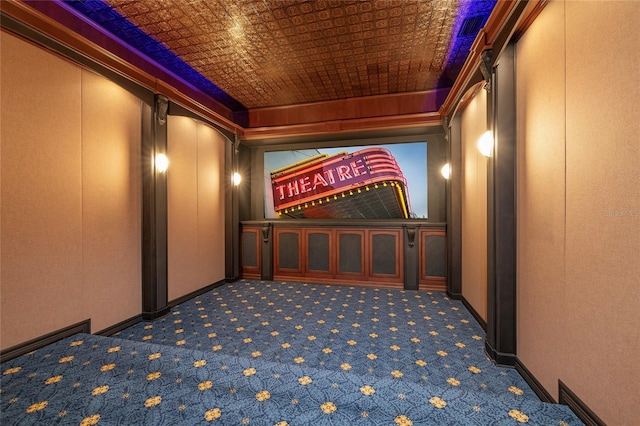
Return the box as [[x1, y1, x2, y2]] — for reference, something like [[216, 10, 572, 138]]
[[141, 95, 170, 320], [485, 45, 517, 366], [446, 115, 463, 298], [225, 135, 241, 281]]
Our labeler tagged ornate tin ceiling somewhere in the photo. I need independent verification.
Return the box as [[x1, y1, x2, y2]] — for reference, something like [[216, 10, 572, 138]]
[[64, 0, 497, 111]]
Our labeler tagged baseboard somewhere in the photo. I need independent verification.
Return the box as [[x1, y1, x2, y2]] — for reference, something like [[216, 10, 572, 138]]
[[169, 279, 227, 308], [0, 319, 91, 363], [514, 358, 556, 403], [460, 295, 487, 331], [446, 290, 463, 300], [142, 306, 171, 321], [484, 340, 517, 367], [559, 380, 605, 426], [95, 314, 143, 337]]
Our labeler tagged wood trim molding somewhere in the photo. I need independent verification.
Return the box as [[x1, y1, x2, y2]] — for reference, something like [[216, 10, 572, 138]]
[[243, 111, 442, 142], [484, 340, 517, 367], [95, 315, 143, 337], [248, 89, 448, 127], [168, 280, 227, 309], [0, 320, 91, 363], [439, 0, 531, 119], [512, 0, 549, 42], [0, 0, 242, 134], [514, 358, 556, 403], [513, 361, 605, 426], [460, 296, 487, 331], [559, 381, 606, 426], [2, 0, 536, 142]]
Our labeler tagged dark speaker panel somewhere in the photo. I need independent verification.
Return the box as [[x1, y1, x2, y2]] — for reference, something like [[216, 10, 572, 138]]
[[308, 233, 330, 272], [279, 232, 299, 269], [339, 233, 362, 274], [372, 234, 396, 275], [425, 235, 446, 277], [241, 231, 258, 267]]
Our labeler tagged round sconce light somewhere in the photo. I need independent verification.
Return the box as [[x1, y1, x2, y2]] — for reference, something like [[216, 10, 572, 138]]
[[232, 172, 242, 186], [155, 153, 169, 173], [441, 163, 451, 180], [478, 131, 494, 157]]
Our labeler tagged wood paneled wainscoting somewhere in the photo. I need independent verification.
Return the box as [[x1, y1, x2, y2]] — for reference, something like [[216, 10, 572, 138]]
[[241, 221, 446, 291]]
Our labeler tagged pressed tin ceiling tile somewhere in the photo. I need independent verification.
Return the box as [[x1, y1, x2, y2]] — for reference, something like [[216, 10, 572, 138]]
[[66, 0, 497, 111]]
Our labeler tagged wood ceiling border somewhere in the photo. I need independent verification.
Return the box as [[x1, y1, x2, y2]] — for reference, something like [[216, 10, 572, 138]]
[[2, 0, 542, 143], [0, 0, 243, 134]]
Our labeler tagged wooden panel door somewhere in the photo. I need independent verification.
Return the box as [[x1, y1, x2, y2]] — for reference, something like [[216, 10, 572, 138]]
[[274, 228, 303, 277], [304, 229, 334, 279], [241, 227, 261, 279], [419, 228, 447, 291], [335, 229, 366, 281], [368, 229, 403, 284]]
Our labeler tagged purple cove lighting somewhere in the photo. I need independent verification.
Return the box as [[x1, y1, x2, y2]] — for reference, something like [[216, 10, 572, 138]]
[[62, 0, 246, 111], [61, 0, 496, 113], [441, 0, 498, 86]]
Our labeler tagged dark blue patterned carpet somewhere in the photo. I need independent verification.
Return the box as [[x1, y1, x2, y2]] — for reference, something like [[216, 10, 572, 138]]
[[1, 280, 583, 425]]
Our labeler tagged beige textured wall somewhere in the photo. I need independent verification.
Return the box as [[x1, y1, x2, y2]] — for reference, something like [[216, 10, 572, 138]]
[[81, 71, 142, 333], [167, 116, 226, 301], [1, 32, 84, 348], [515, 0, 567, 400], [1, 33, 142, 349], [460, 89, 488, 320], [196, 124, 225, 285], [517, 1, 640, 424]]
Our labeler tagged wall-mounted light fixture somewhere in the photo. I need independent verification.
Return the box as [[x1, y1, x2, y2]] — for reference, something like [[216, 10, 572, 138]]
[[477, 130, 494, 157], [232, 172, 242, 186], [155, 153, 169, 173], [441, 163, 451, 180]]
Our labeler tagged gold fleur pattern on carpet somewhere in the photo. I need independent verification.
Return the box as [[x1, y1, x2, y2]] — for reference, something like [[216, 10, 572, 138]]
[[395, 414, 414, 426], [80, 414, 101, 426], [255, 390, 271, 401], [509, 409, 530, 423], [204, 407, 221, 421], [144, 395, 162, 408], [320, 401, 337, 414], [26, 401, 48, 413], [429, 396, 447, 409], [45, 375, 63, 385], [360, 385, 376, 396], [0, 280, 584, 425]]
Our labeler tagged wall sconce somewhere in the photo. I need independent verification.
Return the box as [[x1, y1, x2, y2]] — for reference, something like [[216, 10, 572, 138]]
[[441, 163, 451, 180], [155, 153, 169, 173], [232, 172, 242, 186], [478, 131, 494, 157]]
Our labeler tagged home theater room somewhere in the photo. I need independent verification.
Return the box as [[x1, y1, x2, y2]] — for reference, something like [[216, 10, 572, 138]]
[[1, 1, 638, 425]]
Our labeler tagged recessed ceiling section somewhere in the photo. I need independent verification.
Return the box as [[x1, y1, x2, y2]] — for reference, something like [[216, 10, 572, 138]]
[[63, 0, 497, 114]]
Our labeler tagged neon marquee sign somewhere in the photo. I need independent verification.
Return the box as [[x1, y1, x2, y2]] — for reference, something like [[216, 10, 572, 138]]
[[271, 148, 411, 217]]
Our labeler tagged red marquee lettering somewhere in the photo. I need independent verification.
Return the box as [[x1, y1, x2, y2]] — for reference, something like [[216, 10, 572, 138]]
[[351, 159, 367, 176], [299, 176, 311, 193], [312, 173, 329, 189], [324, 169, 336, 184], [287, 180, 299, 197], [336, 165, 352, 181]]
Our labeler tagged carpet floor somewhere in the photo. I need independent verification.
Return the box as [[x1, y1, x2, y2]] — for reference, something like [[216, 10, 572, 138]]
[[1, 279, 583, 425]]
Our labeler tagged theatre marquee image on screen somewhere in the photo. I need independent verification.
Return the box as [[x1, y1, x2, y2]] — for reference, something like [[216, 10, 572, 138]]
[[270, 148, 412, 219]]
